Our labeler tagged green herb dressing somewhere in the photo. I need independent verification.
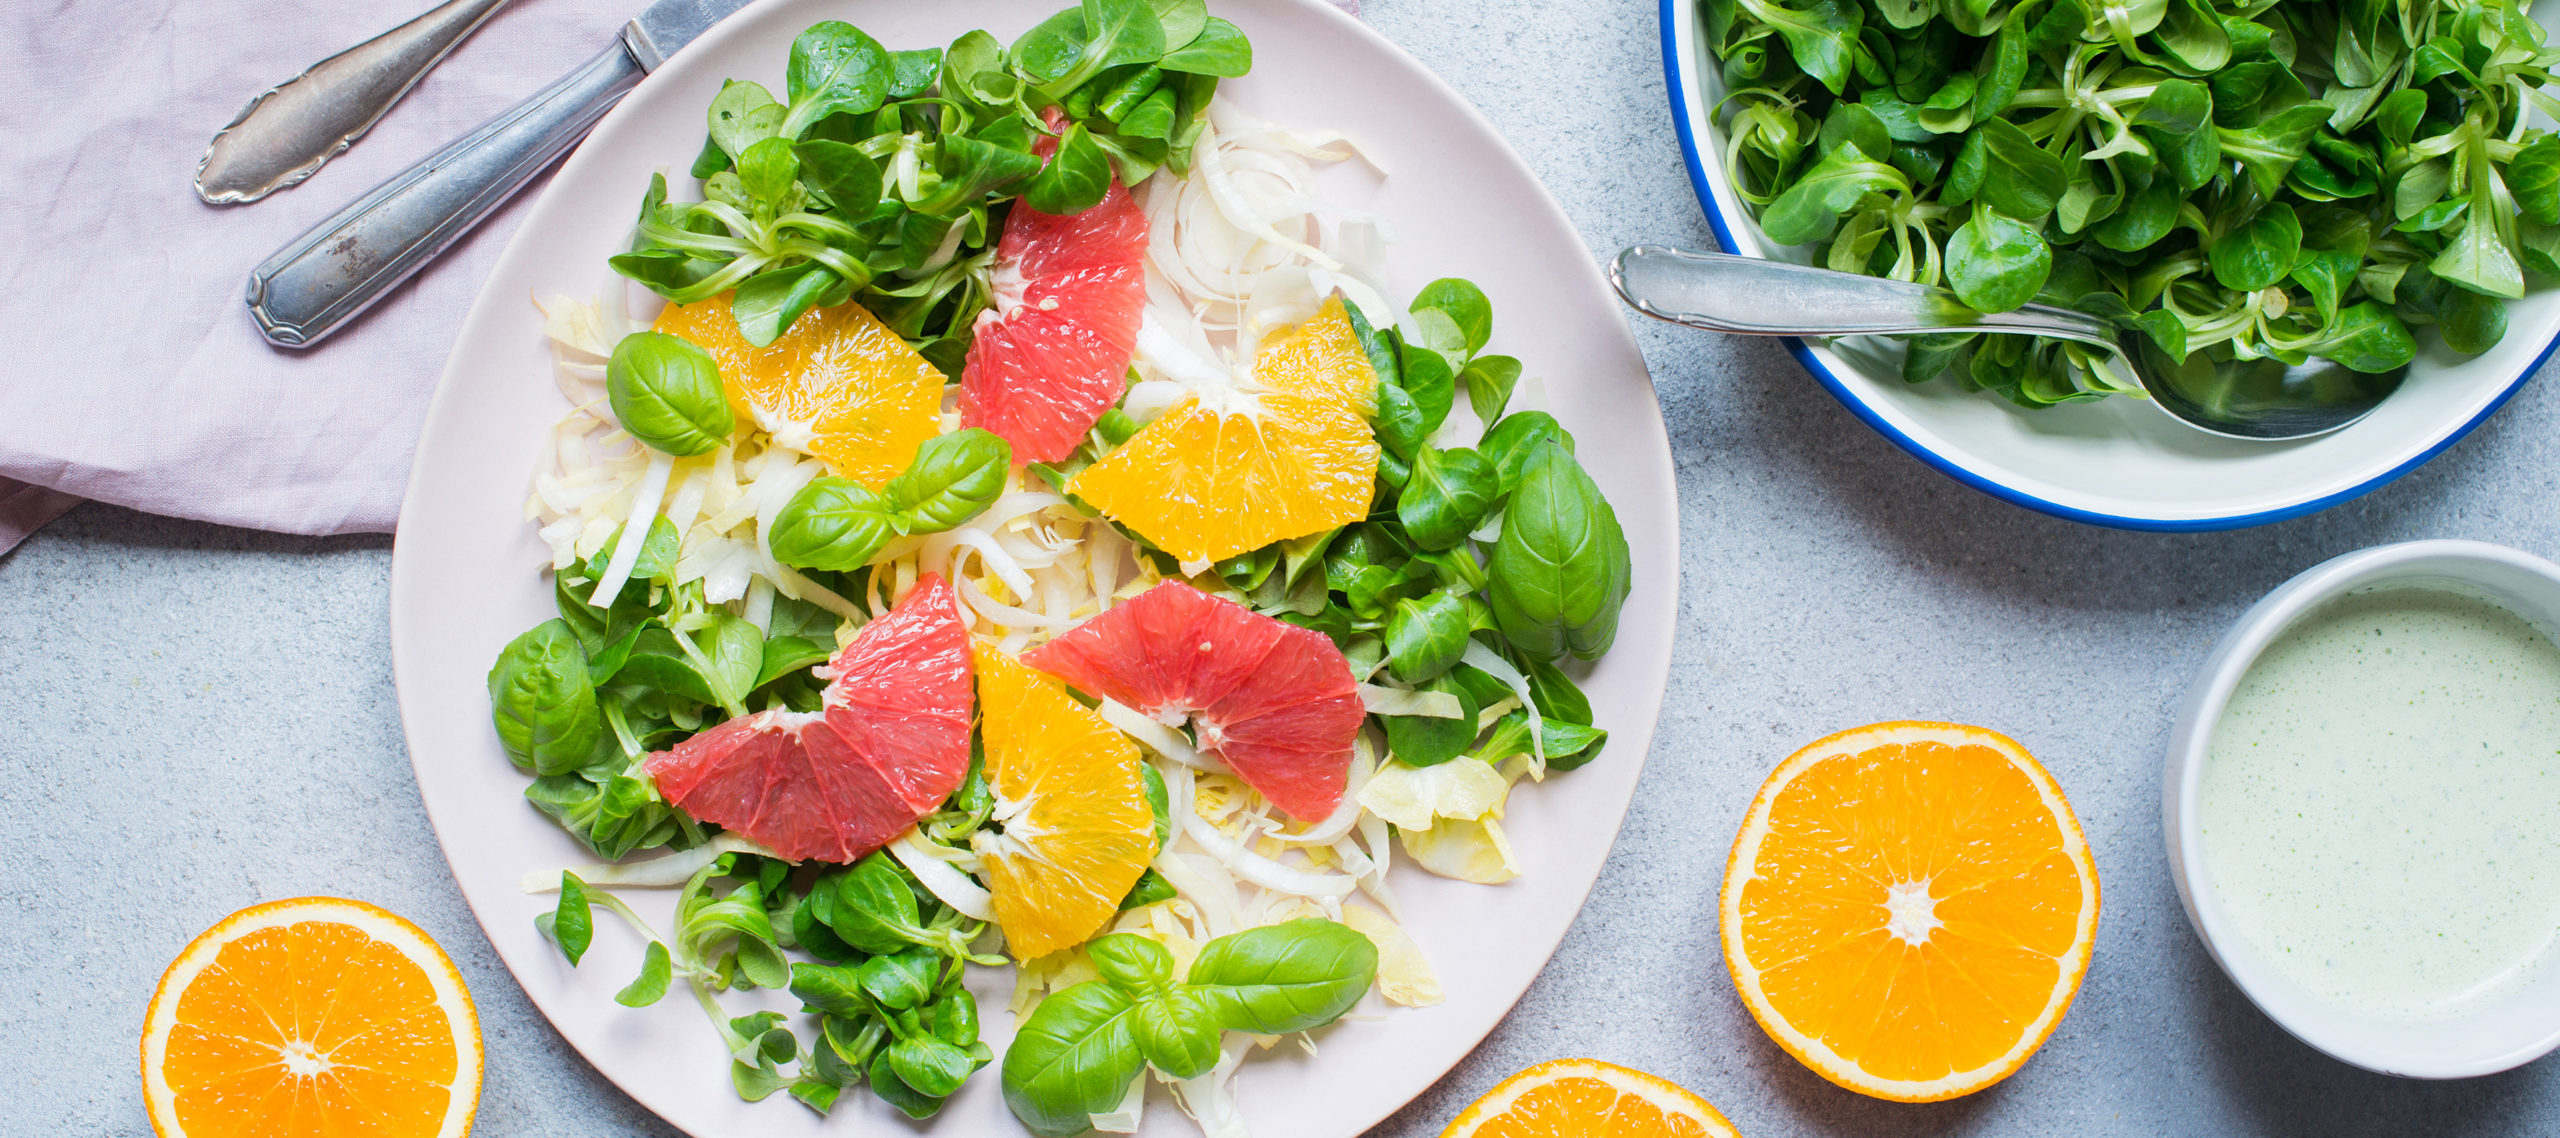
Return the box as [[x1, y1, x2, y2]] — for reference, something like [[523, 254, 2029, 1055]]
[[2203, 587, 2560, 1021]]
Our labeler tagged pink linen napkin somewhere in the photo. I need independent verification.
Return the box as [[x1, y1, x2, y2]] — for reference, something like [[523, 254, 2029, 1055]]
[[0, 0, 1358, 556]]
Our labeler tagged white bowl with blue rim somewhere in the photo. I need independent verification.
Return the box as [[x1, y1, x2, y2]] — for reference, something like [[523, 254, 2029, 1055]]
[[1657, 0, 2560, 531]]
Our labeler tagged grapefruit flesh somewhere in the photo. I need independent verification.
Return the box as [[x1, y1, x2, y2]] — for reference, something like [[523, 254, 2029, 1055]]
[[647, 575, 975, 862], [1022, 582, 1365, 820], [958, 180, 1149, 464]]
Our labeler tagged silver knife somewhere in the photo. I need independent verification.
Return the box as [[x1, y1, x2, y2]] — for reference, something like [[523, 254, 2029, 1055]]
[[244, 0, 752, 348]]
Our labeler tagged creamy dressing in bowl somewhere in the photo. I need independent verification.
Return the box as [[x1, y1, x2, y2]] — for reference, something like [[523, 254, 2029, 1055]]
[[2202, 586, 2560, 1021]]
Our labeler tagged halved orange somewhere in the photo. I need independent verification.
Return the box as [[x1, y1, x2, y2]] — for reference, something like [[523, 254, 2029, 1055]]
[[969, 643, 1159, 958], [141, 897, 482, 1138], [1070, 295, 1379, 564], [1722, 722, 2099, 1101], [653, 293, 944, 487], [1439, 1058, 1742, 1138]]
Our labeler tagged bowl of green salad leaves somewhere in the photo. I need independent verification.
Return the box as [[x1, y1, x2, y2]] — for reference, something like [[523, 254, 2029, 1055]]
[[1661, 0, 2560, 528]]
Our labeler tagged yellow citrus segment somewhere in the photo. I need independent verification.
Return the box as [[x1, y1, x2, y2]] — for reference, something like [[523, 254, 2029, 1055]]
[[970, 643, 1159, 959], [1440, 1058, 1743, 1138], [142, 897, 482, 1138], [653, 293, 945, 487], [1070, 296, 1379, 564], [1721, 722, 2099, 1102]]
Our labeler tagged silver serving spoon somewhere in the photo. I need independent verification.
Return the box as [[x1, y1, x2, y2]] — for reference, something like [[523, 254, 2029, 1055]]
[[1610, 245, 2405, 441], [195, 0, 512, 204]]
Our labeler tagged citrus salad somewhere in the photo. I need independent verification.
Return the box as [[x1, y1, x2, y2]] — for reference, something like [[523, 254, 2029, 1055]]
[[484, 2, 1635, 1133]]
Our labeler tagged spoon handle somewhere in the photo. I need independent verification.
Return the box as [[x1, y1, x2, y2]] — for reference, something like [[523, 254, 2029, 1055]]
[[195, 0, 513, 204], [1610, 246, 2117, 352]]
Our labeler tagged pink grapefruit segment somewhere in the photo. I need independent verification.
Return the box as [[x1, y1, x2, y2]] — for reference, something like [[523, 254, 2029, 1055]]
[[646, 575, 974, 862], [958, 179, 1148, 464], [1022, 582, 1365, 820]]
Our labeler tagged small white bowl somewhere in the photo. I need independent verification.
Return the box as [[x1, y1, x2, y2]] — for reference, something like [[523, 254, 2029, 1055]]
[[2165, 539, 2560, 1077]]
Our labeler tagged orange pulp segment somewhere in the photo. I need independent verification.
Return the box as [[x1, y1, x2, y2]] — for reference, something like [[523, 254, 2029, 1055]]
[[1722, 721, 2099, 1102], [1439, 1058, 1743, 1138], [652, 293, 944, 487], [141, 897, 482, 1138], [969, 643, 1159, 958], [1069, 295, 1379, 564]]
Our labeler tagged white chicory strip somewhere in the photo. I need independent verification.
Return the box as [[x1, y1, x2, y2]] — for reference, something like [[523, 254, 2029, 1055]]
[[1089, 1074, 1147, 1134], [1357, 683, 1463, 719], [1182, 812, 1355, 899], [588, 450, 674, 607], [1100, 699, 1224, 771], [518, 832, 776, 893], [889, 830, 994, 921], [1268, 736, 1373, 846], [1162, 1043, 1252, 1138], [1460, 640, 1545, 772]]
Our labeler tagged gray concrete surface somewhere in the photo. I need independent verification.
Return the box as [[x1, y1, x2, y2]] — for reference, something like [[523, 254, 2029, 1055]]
[[10, 1, 2560, 1135]]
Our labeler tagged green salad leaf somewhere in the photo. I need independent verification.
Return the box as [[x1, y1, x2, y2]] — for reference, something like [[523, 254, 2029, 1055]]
[[1707, 0, 2557, 405]]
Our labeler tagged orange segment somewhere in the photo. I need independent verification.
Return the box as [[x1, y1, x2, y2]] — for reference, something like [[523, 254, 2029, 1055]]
[[1722, 722, 2099, 1102], [1070, 296, 1379, 564], [142, 897, 481, 1138], [1440, 1058, 1743, 1138], [969, 643, 1159, 958], [653, 293, 945, 487]]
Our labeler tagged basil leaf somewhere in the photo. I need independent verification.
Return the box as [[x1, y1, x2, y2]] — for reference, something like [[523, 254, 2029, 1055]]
[[1088, 932, 1176, 991], [1132, 990, 1224, 1078], [771, 477, 898, 571], [488, 620, 602, 776], [999, 981, 1145, 1138], [1118, 868, 1179, 911], [1186, 918, 1379, 1034], [607, 332, 734, 456], [1487, 442, 1632, 661], [885, 428, 1011, 533], [1480, 411, 1573, 496]]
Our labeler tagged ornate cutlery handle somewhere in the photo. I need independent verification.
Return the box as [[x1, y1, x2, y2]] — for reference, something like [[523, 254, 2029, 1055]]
[[244, 40, 646, 348], [196, 0, 514, 204]]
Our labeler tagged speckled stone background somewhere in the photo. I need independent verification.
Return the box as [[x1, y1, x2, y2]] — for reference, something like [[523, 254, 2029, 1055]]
[[11, 1, 2560, 1135]]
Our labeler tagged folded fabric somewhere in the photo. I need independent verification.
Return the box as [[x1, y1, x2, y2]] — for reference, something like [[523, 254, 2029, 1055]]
[[0, 0, 652, 555]]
